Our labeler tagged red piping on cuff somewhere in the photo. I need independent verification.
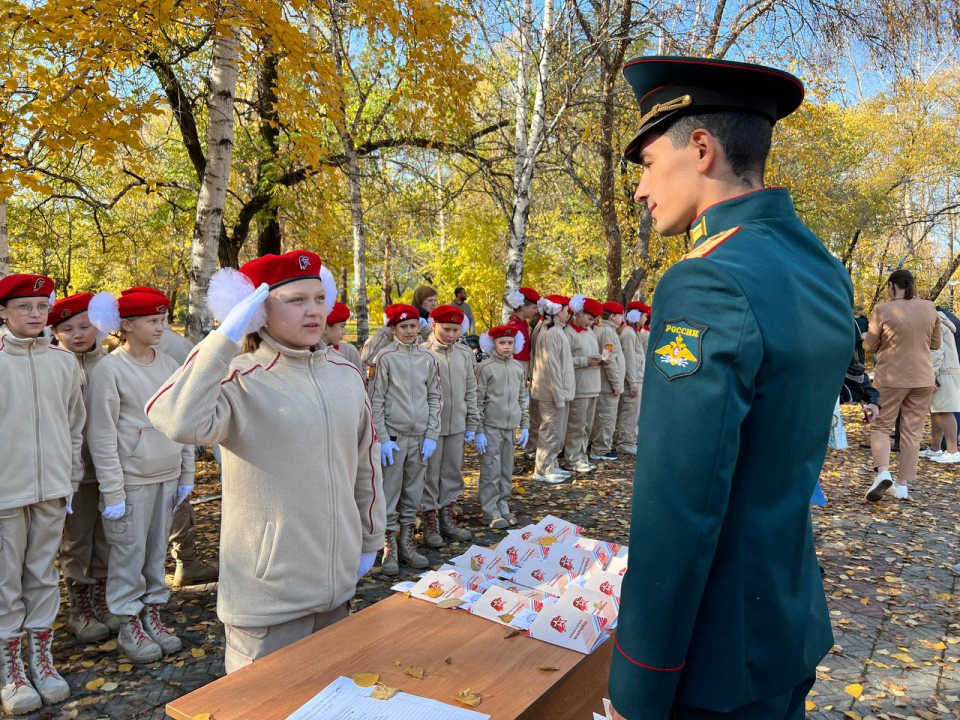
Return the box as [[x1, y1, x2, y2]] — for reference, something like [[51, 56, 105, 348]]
[[615, 636, 685, 672]]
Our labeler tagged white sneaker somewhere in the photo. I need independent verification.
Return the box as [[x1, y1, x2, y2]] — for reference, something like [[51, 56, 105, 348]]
[[890, 482, 909, 500], [552, 466, 573, 478], [865, 471, 893, 502], [533, 472, 567, 485], [617, 445, 638, 456], [573, 461, 595, 473], [920, 446, 942, 458], [932, 451, 960, 464]]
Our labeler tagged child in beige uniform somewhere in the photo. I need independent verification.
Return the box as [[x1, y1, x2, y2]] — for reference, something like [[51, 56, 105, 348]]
[[0, 274, 84, 715], [614, 303, 646, 455], [475, 326, 529, 527], [323, 302, 364, 374], [563, 295, 604, 473], [48, 293, 117, 643], [87, 288, 194, 664], [148, 251, 383, 673], [589, 301, 625, 461], [370, 304, 442, 574], [421, 305, 477, 546]]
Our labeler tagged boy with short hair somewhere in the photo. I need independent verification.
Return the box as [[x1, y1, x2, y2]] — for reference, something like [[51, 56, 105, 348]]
[[421, 305, 478, 546], [0, 274, 84, 715], [475, 326, 529, 528], [563, 296, 604, 473], [370, 304, 442, 574], [324, 301, 364, 374], [589, 302, 625, 461]]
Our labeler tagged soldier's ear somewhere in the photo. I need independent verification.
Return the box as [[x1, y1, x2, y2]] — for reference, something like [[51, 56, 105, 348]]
[[691, 128, 718, 172]]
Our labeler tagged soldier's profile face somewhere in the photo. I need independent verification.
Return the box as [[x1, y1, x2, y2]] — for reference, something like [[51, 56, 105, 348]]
[[635, 131, 704, 236]]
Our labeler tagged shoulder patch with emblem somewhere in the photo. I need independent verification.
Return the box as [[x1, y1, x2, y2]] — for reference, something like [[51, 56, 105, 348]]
[[682, 226, 742, 261], [653, 318, 707, 380]]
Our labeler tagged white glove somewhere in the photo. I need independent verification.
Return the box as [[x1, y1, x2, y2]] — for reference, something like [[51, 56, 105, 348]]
[[421, 437, 437, 462], [102, 501, 125, 520], [381, 440, 400, 466], [217, 283, 269, 342], [174, 484, 193, 511], [474, 433, 487, 454], [464, 431, 475, 442], [356, 551, 377, 580], [65, 494, 73, 515], [518, 428, 529, 448]]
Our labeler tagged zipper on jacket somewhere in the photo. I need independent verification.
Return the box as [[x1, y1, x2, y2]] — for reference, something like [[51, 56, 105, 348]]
[[28, 342, 43, 501], [308, 355, 337, 607]]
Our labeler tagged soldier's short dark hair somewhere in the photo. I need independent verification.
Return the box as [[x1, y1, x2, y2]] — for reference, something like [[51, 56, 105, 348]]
[[663, 110, 773, 184]]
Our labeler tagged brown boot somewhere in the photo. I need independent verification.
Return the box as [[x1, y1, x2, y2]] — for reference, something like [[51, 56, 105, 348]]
[[92, 578, 120, 632], [398, 525, 429, 569], [173, 557, 219, 587], [440, 505, 472, 542], [381, 531, 399, 576], [422, 510, 444, 548], [1, 639, 41, 715], [65, 584, 109, 642]]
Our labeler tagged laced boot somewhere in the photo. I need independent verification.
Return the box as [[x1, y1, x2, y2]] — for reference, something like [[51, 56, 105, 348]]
[[92, 578, 120, 632], [398, 525, 430, 569], [1, 638, 40, 715], [65, 584, 109, 642], [141, 605, 182, 654], [422, 510, 444, 548], [26, 631, 70, 705], [439, 505, 472, 542], [381, 531, 399, 576], [117, 615, 162, 664], [173, 556, 219, 587]]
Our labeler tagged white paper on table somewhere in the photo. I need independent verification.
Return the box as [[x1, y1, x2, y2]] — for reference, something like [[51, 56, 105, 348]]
[[570, 537, 621, 568], [579, 570, 623, 601], [391, 581, 417, 593], [528, 605, 606, 654], [409, 571, 470, 604], [507, 558, 575, 597], [469, 585, 542, 627], [286, 676, 490, 720], [533, 514, 583, 540], [449, 545, 512, 575], [493, 538, 544, 567], [556, 586, 619, 628], [541, 542, 605, 577], [437, 564, 499, 590], [605, 554, 628, 579]]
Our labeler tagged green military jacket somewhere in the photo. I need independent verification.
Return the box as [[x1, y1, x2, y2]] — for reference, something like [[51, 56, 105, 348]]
[[609, 188, 855, 716]]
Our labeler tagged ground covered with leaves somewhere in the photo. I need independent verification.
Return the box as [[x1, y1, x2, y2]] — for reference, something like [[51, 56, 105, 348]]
[[28, 408, 960, 719]]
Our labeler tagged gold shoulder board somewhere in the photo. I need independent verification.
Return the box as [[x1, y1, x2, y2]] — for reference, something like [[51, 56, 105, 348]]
[[682, 226, 742, 261]]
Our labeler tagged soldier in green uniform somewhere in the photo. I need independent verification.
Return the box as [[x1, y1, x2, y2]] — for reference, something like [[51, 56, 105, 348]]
[[607, 57, 855, 719]]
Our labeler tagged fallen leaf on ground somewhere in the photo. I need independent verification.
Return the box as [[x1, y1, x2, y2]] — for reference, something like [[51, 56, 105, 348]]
[[805, 700, 816, 711], [890, 652, 914, 663], [455, 689, 482, 707], [191, 647, 206, 658], [85, 678, 105, 691], [370, 684, 398, 701], [844, 683, 863, 699], [118, 664, 133, 672], [101, 681, 119, 692], [352, 672, 380, 688]]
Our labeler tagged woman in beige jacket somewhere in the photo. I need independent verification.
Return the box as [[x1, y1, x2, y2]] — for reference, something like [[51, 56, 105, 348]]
[[864, 270, 941, 502], [928, 310, 960, 462], [147, 251, 384, 674]]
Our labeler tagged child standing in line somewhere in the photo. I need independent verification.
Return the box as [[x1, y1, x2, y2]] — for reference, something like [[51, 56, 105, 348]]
[[323, 302, 364, 374], [507, 287, 540, 457], [421, 305, 477, 546], [361, 305, 398, 380], [589, 301, 625, 461], [0, 274, 84, 715], [48, 293, 117, 643], [87, 288, 194, 664], [615, 303, 646, 456], [370, 304, 442, 574], [563, 295, 604, 473], [475, 326, 529, 528]]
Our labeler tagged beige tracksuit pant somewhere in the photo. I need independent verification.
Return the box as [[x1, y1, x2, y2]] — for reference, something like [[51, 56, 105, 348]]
[[589, 393, 620, 455], [423, 433, 466, 511], [169, 500, 197, 562], [61, 481, 110, 587], [102, 480, 176, 617], [527, 398, 541, 454], [564, 397, 597, 464], [615, 391, 641, 450], [0, 498, 67, 640], [383, 433, 427, 532], [479, 427, 515, 523], [535, 400, 569, 475], [224, 603, 349, 674]]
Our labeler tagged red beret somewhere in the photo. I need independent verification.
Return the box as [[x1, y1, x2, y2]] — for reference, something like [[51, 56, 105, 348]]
[[488, 325, 519, 340], [122, 286, 165, 298], [327, 301, 351, 325], [520, 287, 541, 303], [545, 294, 569, 306], [582, 298, 603, 318], [0, 274, 55, 303], [240, 250, 324, 289], [602, 301, 624, 314], [430, 304, 465, 325], [386, 303, 420, 327], [628, 301, 651, 314], [118, 289, 169, 318], [48, 292, 93, 327]]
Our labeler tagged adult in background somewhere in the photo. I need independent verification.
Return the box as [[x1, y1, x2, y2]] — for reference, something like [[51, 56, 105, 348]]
[[854, 304, 869, 364], [927, 308, 960, 463], [608, 57, 854, 719], [452, 286, 476, 335], [864, 269, 941, 502], [413, 285, 439, 341]]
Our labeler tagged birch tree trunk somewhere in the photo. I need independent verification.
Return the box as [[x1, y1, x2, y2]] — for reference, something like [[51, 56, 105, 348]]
[[502, 0, 553, 321], [341, 137, 370, 346], [187, 29, 240, 342], [0, 199, 8, 277]]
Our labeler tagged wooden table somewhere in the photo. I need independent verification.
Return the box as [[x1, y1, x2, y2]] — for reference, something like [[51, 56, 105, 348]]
[[166, 593, 612, 720]]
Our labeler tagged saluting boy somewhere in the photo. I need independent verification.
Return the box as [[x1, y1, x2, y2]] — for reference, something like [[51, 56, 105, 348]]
[[48, 293, 117, 643], [0, 275, 83, 715], [370, 304, 442, 574], [324, 302, 364, 374], [615, 302, 646, 455], [589, 301, 625, 461], [563, 295, 604, 473], [475, 326, 529, 528], [421, 305, 478, 546]]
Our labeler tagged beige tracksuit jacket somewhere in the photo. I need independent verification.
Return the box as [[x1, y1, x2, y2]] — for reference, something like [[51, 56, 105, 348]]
[[0, 328, 85, 510], [361, 326, 393, 368], [157, 329, 195, 365], [333, 342, 364, 375], [619, 325, 644, 392], [86, 346, 194, 506], [370, 340, 442, 442], [475, 354, 529, 431], [593, 320, 624, 394], [530, 321, 576, 406], [422, 336, 479, 436], [77, 346, 108, 483], [146, 330, 384, 627], [565, 323, 601, 399]]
